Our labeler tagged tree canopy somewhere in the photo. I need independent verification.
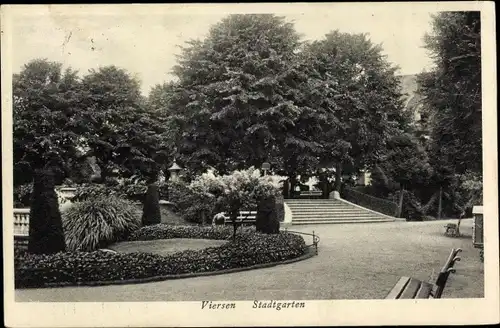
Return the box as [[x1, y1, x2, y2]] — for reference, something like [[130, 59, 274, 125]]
[[165, 14, 408, 191], [13, 60, 173, 185], [417, 11, 482, 177]]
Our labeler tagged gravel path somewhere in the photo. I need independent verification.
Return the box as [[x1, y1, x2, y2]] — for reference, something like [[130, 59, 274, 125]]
[[15, 219, 483, 301]]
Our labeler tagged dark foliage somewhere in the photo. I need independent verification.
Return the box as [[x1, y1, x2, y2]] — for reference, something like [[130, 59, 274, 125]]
[[142, 184, 162, 226], [256, 196, 280, 234], [28, 170, 66, 254], [62, 196, 141, 251], [15, 228, 306, 288], [129, 224, 252, 241]]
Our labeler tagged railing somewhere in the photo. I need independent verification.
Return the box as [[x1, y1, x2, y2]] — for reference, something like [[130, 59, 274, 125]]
[[342, 188, 399, 217], [14, 209, 30, 236], [283, 228, 320, 255]]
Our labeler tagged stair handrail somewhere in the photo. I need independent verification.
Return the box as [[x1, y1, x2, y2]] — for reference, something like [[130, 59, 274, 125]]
[[342, 187, 399, 217]]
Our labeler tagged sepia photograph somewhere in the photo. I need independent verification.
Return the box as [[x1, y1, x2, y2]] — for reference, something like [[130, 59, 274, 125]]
[[2, 2, 498, 327]]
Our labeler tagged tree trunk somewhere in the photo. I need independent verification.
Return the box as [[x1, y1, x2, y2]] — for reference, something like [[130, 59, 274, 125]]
[[397, 187, 405, 218], [334, 163, 342, 192], [201, 211, 206, 226], [437, 186, 443, 220]]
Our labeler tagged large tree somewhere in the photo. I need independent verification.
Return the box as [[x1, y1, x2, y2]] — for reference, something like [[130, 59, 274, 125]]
[[168, 14, 322, 182], [79, 66, 172, 181], [303, 31, 409, 191], [417, 11, 482, 177], [13, 59, 84, 185], [13, 60, 173, 185]]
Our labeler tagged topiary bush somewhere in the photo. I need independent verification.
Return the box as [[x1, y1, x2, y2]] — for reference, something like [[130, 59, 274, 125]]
[[15, 229, 307, 288], [62, 196, 141, 252], [256, 195, 280, 234], [28, 169, 66, 254], [142, 184, 161, 226]]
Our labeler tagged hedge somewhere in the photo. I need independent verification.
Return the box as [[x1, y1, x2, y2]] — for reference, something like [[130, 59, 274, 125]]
[[15, 226, 306, 288], [128, 224, 254, 241]]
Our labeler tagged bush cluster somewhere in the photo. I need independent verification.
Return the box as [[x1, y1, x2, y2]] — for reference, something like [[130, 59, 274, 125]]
[[15, 229, 307, 288], [71, 177, 148, 203], [14, 183, 33, 208], [62, 196, 141, 252], [128, 224, 254, 241]]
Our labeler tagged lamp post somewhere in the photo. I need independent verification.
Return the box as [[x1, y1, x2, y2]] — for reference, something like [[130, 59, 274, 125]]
[[261, 162, 270, 176], [168, 159, 182, 182]]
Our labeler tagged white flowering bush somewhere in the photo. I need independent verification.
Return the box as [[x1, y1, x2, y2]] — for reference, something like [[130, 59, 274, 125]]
[[188, 167, 281, 237]]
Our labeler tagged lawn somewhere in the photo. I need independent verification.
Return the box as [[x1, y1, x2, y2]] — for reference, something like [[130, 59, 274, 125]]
[[108, 238, 227, 256], [15, 219, 483, 301]]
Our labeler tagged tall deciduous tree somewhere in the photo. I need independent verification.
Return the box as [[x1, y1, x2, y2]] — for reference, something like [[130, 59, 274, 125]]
[[303, 31, 409, 190], [79, 66, 171, 181], [169, 14, 321, 181], [417, 11, 482, 177], [13, 59, 83, 185]]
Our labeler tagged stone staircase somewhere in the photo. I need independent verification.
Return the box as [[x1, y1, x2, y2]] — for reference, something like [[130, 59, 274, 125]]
[[285, 198, 397, 225]]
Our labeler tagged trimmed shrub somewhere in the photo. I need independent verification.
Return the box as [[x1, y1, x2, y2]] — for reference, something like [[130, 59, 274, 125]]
[[15, 230, 306, 288], [62, 196, 141, 251], [142, 184, 161, 226], [256, 196, 280, 234], [28, 170, 66, 254]]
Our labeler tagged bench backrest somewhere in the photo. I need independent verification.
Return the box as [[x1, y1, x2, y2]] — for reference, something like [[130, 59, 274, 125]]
[[434, 248, 462, 298], [221, 211, 257, 224]]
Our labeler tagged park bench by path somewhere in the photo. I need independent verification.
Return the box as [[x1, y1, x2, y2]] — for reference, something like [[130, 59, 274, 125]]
[[298, 190, 323, 199], [216, 211, 257, 226], [386, 248, 462, 299]]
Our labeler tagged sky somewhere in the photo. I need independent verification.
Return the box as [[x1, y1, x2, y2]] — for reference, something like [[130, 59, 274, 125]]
[[8, 4, 438, 95]]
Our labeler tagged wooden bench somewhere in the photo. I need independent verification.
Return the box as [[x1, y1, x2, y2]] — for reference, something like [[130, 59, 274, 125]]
[[386, 248, 462, 299], [213, 211, 257, 226], [444, 221, 462, 237]]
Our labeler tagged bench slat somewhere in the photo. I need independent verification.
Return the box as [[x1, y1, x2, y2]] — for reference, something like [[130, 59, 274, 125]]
[[399, 278, 422, 299], [415, 281, 433, 299], [385, 276, 410, 299]]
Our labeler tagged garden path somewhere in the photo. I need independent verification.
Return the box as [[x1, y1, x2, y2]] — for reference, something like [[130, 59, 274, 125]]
[[15, 219, 483, 301]]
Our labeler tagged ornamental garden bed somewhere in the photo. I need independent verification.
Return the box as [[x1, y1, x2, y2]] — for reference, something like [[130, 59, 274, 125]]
[[15, 225, 307, 289]]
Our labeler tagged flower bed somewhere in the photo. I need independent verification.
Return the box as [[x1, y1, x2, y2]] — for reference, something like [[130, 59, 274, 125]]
[[15, 225, 307, 288]]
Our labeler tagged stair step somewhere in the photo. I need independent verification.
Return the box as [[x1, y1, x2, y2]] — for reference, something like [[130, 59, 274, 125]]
[[289, 208, 367, 213], [291, 214, 377, 218], [287, 204, 356, 209], [291, 218, 394, 225], [292, 215, 387, 221]]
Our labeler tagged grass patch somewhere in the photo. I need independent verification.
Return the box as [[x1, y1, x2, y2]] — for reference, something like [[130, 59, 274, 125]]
[[109, 239, 227, 256]]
